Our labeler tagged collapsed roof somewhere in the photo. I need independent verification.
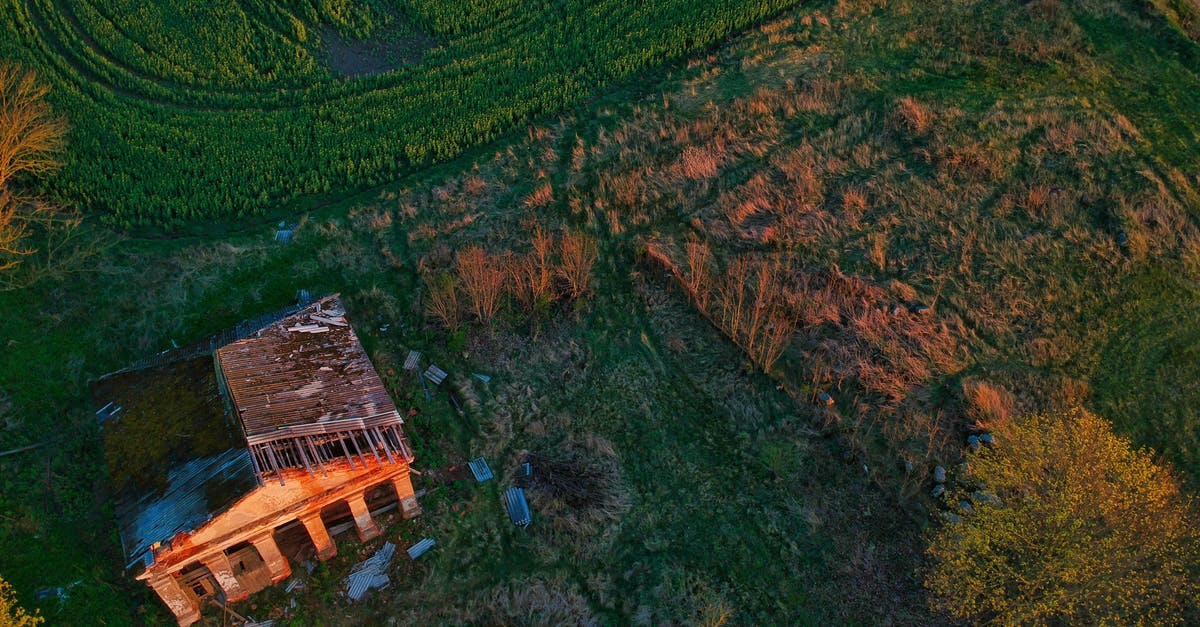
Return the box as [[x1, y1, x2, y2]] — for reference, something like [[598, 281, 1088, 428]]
[[94, 295, 411, 571]]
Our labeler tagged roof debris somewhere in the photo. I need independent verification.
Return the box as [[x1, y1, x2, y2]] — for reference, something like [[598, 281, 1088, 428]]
[[403, 351, 421, 371], [407, 538, 436, 559], [343, 542, 396, 601], [310, 314, 348, 327], [423, 365, 448, 386], [468, 457, 493, 482], [504, 487, 531, 527]]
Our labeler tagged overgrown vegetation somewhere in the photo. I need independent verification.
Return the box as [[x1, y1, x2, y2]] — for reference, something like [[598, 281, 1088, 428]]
[[423, 229, 597, 330], [2, 0, 1200, 624]]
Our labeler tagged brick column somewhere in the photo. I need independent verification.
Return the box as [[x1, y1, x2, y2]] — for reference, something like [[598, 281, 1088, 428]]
[[347, 493, 381, 542], [393, 471, 422, 519], [300, 514, 337, 560], [250, 532, 291, 583], [146, 572, 201, 626], [201, 551, 248, 603]]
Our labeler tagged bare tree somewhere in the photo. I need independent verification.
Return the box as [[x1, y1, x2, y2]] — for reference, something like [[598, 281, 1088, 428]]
[[718, 256, 750, 341], [0, 61, 67, 279], [531, 225, 555, 297], [0, 62, 66, 188], [455, 245, 506, 323]]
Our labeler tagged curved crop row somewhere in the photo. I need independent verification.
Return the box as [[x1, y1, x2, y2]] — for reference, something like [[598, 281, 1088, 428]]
[[1, 0, 803, 227]]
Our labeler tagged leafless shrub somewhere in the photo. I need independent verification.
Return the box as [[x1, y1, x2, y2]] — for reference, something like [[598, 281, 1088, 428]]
[[558, 230, 597, 300], [423, 272, 461, 331], [522, 441, 630, 536], [508, 228, 556, 315], [683, 236, 713, 309]]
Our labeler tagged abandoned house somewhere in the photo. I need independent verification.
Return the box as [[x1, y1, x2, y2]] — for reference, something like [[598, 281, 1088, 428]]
[[92, 295, 420, 625]]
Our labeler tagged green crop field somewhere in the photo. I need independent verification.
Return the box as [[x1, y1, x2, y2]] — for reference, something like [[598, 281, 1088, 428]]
[[0, 0, 803, 227]]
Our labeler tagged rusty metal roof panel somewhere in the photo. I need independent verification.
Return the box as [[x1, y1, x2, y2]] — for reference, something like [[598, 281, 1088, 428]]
[[216, 296, 403, 444]]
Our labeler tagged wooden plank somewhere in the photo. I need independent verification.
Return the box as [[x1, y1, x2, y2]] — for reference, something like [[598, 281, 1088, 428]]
[[310, 315, 348, 327]]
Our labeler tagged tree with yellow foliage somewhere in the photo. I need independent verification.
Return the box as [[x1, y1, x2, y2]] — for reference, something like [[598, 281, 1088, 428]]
[[0, 576, 42, 627], [924, 409, 1200, 624]]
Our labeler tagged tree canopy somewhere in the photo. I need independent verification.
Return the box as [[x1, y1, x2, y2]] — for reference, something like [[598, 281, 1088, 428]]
[[924, 409, 1200, 624]]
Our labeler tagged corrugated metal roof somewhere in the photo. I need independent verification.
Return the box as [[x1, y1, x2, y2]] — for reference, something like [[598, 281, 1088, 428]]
[[343, 541, 395, 600], [504, 488, 531, 527], [217, 296, 404, 445], [116, 448, 256, 570]]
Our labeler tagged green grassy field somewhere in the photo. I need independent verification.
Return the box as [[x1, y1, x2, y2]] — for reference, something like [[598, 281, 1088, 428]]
[[2, 0, 1200, 624]]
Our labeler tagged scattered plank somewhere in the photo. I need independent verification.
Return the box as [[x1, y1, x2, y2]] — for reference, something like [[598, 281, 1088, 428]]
[[468, 457, 493, 482], [407, 538, 436, 559], [418, 371, 432, 401], [504, 487, 531, 527], [473, 373, 491, 383], [95, 402, 122, 424], [424, 365, 448, 385]]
